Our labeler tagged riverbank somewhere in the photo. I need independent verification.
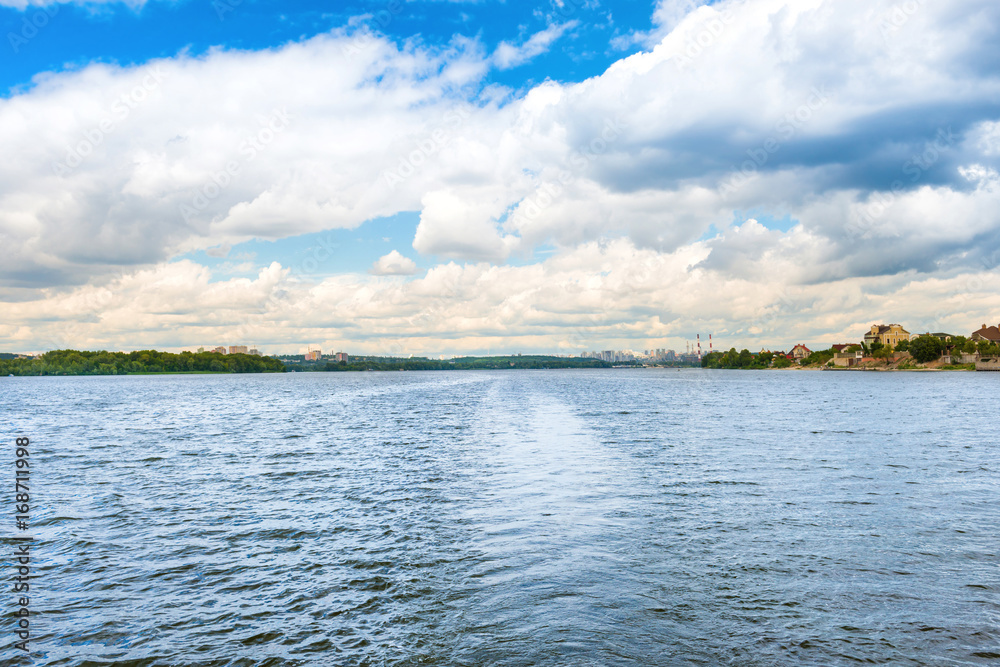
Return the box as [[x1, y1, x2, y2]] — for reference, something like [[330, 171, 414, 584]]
[[820, 366, 975, 372], [814, 358, 976, 372]]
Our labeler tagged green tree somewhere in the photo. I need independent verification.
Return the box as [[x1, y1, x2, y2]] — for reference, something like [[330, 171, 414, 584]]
[[910, 335, 944, 363], [701, 351, 724, 368], [895, 339, 909, 352], [804, 348, 836, 366]]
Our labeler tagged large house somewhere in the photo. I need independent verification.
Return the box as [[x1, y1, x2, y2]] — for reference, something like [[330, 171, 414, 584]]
[[790, 344, 812, 361], [864, 324, 910, 349], [971, 323, 1000, 343]]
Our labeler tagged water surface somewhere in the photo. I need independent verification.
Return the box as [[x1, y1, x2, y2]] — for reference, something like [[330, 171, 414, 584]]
[[4, 369, 998, 665]]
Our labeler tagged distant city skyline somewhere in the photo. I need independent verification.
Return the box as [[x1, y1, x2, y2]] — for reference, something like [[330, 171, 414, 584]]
[[2, 1, 999, 355]]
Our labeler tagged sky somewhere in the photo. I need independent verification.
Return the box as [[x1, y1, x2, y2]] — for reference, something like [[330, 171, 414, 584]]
[[1, 0, 999, 357]]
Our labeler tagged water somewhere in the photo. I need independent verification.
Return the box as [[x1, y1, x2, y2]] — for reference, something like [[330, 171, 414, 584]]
[[3, 369, 998, 666]]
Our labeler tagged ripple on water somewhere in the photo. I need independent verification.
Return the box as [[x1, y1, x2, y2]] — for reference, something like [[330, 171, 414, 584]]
[[5, 370, 999, 666]]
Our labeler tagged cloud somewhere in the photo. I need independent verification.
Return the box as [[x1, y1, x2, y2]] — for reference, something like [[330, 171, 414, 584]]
[[413, 189, 518, 262], [0, 30, 489, 290], [4, 240, 999, 356], [206, 243, 231, 258], [651, 0, 711, 37], [5, 0, 999, 289], [492, 21, 578, 70], [3, 0, 1000, 352], [370, 250, 418, 276], [612, 0, 710, 49]]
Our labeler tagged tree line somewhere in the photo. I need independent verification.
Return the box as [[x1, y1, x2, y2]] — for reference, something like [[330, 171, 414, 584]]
[[289, 355, 615, 372], [701, 348, 799, 369], [0, 350, 285, 376]]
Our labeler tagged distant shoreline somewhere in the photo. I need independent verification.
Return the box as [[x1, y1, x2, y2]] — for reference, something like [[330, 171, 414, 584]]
[[2, 349, 989, 377], [3, 365, 984, 377]]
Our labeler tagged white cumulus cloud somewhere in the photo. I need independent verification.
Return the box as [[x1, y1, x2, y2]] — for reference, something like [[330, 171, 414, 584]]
[[492, 21, 578, 70], [370, 250, 419, 276], [3, 0, 1000, 352]]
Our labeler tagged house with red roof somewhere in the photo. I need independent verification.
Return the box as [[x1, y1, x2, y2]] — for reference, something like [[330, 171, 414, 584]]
[[971, 323, 1000, 343]]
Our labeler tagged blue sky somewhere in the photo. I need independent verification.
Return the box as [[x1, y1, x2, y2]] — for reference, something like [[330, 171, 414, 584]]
[[1, 0, 999, 356], [2, 0, 658, 94]]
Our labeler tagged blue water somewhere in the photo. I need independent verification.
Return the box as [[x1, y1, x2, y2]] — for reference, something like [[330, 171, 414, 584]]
[[3, 369, 998, 665]]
